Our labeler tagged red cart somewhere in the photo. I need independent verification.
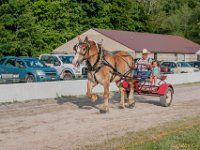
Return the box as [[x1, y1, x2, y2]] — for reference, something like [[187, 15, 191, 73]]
[[122, 75, 174, 107]]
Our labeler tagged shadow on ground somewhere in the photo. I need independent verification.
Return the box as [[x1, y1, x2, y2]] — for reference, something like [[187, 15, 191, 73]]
[[55, 92, 161, 111], [135, 96, 161, 106]]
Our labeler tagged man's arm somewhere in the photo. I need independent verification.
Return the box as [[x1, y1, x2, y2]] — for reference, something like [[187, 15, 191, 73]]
[[134, 59, 140, 69], [144, 58, 153, 69]]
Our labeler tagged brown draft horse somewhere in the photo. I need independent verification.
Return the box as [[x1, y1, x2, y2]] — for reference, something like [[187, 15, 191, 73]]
[[72, 36, 135, 113]]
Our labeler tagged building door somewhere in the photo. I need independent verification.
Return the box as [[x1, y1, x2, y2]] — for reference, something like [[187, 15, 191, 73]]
[[198, 55, 200, 60], [154, 53, 157, 60]]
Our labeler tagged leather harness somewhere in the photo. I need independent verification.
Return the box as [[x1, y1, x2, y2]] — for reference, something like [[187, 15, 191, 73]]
[[74, 42, 133, 83]]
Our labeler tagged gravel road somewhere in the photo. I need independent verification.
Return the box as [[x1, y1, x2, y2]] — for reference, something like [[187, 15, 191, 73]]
[[0, 84, 200, 150]]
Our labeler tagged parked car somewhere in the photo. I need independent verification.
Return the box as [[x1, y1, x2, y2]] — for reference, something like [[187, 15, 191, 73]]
[[0, 56, 60, 82], [39, 54, 87, 80], [188, 61, 200, 69], [160, 61, 199, 73]]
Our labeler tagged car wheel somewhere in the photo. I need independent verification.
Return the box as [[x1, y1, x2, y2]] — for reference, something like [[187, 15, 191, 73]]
[[160, 87, 173, 107], [25, 75, 35, 83], [63, 72, 73, 80]]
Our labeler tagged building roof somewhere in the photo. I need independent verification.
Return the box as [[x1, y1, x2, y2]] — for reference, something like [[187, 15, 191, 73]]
[[93, 28, 200, 54]]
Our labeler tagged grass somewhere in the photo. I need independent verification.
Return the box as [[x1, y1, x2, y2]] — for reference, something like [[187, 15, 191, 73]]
[[81, 116, 200, 150]]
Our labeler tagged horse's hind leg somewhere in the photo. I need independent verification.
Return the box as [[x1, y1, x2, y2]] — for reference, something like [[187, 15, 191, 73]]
[[115, 80, 125, 109], [86, 79, 98, 102], [127, 81, 135, 108]]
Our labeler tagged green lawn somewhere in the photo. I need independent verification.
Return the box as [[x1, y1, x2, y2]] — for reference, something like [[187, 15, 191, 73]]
[[122, 120, 200, 150], [81, 116, 200, 150]]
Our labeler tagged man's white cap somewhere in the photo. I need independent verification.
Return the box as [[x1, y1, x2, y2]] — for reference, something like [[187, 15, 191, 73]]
[[142, 48, 150, 54]]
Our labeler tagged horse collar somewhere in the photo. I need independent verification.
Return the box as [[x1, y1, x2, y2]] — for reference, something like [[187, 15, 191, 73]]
[[86, 44, 103, 72]]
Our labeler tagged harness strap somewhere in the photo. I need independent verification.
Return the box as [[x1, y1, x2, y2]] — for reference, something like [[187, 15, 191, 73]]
[[87, 43, 133, 83], [101, 51, 133, 80], [86, 43, 103, 72]]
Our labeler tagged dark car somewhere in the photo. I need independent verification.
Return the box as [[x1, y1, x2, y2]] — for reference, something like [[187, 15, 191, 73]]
[[0, 56, 60, 82], [0, 57, 20, 83], [188, 61, 200, 69]]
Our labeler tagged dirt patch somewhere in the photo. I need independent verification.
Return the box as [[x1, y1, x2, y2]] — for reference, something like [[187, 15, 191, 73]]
[[0, 84, 200, 150]]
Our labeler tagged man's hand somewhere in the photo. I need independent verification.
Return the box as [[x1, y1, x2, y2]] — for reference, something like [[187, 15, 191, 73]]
[[142, 63, 152, 68]]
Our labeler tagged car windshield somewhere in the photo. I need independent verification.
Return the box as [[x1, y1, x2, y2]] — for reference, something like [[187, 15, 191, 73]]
[[58, 56, 74, 64], [177, 62, 191, 67], [25, 59, 46, 68]]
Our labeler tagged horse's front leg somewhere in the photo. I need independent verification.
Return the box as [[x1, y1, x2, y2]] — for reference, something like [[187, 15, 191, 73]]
[[100, 81, 110, 113], [86, 79, 98, 102]]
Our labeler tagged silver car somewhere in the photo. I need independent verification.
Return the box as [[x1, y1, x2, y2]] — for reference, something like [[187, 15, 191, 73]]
[[39, 54, 87, 80], [160, 61, 199, 73]]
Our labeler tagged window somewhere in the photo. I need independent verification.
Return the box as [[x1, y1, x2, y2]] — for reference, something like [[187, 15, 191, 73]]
[[49, 56, 60, 65], [161, 62, 170, 67], [40, 55, 60, 65], [0, 58, 6, 65], [177, 62, 191, 67], [40, 55, 50, 63], [171, 63, 177, 68], [188, 62, 194, 67], [16, 60, 26, 68], [59, 56, 74, 64], [5, 59, 16, 67], [197, 62, 200, 67], [25, 59, 46, 68]]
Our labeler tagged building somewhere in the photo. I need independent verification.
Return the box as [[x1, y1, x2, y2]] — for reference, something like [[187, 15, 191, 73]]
[[53, 28, 200, 61]]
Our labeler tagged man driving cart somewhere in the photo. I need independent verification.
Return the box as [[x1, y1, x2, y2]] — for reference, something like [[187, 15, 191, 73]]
[[134, 49, 152, 79]]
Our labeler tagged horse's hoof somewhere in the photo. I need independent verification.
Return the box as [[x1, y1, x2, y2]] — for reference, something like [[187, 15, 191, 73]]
[[91, 94, 98, 102], [99, 106, 109, 113], [118, 105, 125, 109], [99, 109, 109, 114], [128, 102, 135, 109]]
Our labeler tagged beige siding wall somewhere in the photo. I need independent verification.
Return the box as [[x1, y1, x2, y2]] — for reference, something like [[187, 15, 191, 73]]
[[136, 52, 176, 61], [185, 54, 197, 61], [157, 53, 176, 61], [53, 29, 135, 57], [177, 54, 185, 61], [135, 52, 154, 59], [136, 52, 196, 61], [157, 53, 196, 61]]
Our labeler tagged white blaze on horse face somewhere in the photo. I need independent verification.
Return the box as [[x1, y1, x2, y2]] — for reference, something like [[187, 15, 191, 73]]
[[73, 46, 81, 67]]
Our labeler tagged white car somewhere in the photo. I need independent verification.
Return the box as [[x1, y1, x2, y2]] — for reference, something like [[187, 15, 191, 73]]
[[160, 61, 199, 73], [39, 54, 87, 80]]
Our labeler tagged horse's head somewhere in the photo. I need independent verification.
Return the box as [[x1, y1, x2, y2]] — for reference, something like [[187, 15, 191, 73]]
[[72, 36, 94, 67]]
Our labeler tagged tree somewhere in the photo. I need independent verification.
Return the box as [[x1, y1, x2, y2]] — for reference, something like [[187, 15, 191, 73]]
[[0, 0, 42, 56], [0, 0, 200, 57]]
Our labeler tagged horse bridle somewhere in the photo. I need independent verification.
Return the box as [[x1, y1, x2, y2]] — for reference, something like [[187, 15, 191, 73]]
[[73, 42, 91, 60]]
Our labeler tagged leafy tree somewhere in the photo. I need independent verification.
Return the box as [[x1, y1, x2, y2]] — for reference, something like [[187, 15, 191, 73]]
[[0, 0, 42, 56], [0, 0, 200, 57]]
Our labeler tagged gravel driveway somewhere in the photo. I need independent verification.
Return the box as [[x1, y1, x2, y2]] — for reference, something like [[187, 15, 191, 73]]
[[0, 84, 200, 150]]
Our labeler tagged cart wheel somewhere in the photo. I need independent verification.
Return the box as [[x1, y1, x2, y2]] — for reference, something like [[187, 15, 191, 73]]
[[160, 87, 173, 107]]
